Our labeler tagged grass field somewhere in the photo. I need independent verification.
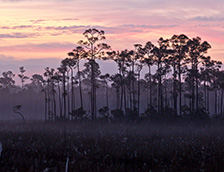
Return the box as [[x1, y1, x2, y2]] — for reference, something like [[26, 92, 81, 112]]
[[0, 120, 224, 172]]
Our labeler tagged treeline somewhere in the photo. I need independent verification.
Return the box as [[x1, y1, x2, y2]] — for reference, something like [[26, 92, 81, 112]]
[[1, 28, 224, 121], [0, 68, 44, 120]]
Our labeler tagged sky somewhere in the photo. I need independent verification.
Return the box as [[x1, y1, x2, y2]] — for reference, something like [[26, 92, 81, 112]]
[[0, 0, 224, 78]]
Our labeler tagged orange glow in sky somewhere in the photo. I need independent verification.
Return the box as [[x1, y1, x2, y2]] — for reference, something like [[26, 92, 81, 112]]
[[0, 0, 224, 74]]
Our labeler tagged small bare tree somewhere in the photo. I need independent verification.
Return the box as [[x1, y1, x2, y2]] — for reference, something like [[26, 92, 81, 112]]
[[13, 105, 25, 122]]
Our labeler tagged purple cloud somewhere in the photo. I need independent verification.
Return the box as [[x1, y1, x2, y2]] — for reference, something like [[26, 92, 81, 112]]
[[190, 16, 224, 22], [0, 32, 39, 39], [0, 42, 76, 51]]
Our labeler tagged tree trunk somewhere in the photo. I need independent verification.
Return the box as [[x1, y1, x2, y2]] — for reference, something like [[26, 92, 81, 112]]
[[204, 81, 206, 109], [178, 60, 182, 116], [165, 82, 168, 108], [78, 60, 83, 109], [196, 66, 199, 111], [120, 80, 123, 110], [63, 72, 67, 119], [47, 80, 51, 120], [52, 82, 56, 121], [158, 62, 163, 114], [137, 72, 140, 116], [128, 86, 132, 110], [90, 43, 96, 120], [91, 60, 94, 120], [71, 68, 75, 111], [157, 63, 161, 113], [173, 65, 177, 116], [67, 72, 70, 120], [148, 65, 152, 107], [122, 63, 127, 115], [207, 87, 209, 113], [132, 63, 136, 111], [221, 89, 223, 114], [58, 83, 62, 118], [215, 89, 217, 115], [94, 79, 97, 119], [106, 82, 109, 107], [44, 84, 47, 121], [192, 74, 195, 113], [124, 84, 127, 115]]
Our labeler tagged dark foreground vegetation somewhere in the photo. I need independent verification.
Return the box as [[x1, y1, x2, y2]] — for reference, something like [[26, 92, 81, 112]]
[[1, 120, 224, 172]]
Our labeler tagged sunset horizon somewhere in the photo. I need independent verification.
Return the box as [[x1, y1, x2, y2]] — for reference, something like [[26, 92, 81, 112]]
[[1, 0, 224, 76]]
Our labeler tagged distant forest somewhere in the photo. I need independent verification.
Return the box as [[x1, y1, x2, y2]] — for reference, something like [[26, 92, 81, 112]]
[[1, 28, 224, 121]]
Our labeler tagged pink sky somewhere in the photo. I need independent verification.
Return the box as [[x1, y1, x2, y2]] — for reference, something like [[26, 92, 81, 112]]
[[0, 0, 224, 76]]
